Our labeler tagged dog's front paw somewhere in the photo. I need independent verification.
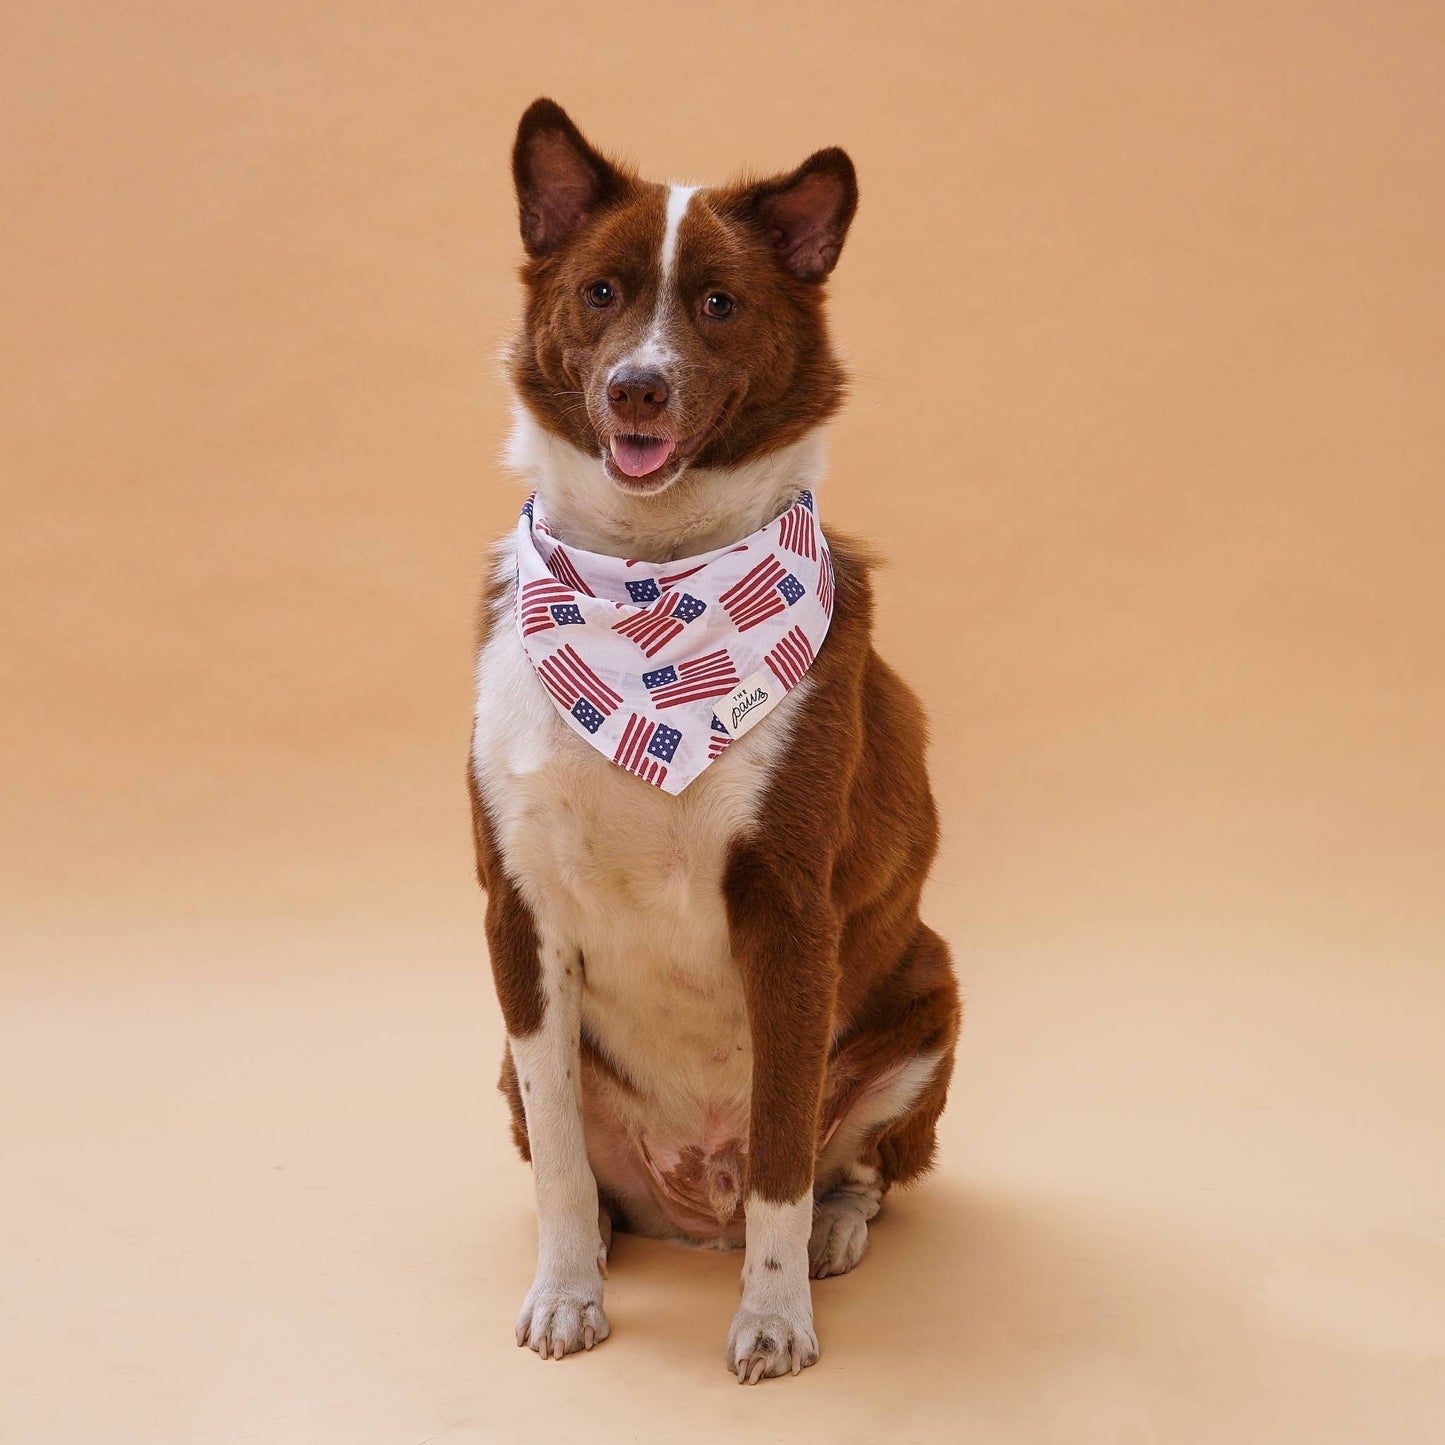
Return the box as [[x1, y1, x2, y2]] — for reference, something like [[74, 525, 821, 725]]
[[725, 1306, 819, 1383], [516, 1274, 609, 1360]]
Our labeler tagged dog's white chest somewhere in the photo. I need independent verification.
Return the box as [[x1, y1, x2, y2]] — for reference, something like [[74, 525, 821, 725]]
[[471, 554, 807, 1130]]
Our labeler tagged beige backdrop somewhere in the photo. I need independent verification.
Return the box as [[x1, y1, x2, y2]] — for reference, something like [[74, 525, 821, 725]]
[[3, 2, 1443, 1441]]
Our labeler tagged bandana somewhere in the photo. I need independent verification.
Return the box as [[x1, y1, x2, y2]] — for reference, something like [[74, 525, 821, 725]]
[[513, 490, 834, 794]]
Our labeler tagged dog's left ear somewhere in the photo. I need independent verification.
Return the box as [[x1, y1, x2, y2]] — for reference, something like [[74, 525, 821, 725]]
[[730, 148, 859, 282]]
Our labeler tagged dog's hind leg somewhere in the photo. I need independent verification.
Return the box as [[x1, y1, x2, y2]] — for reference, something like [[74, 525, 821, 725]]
[[809, 923, 961, 1277], [808, 1048, 947, 1278], [809, 1161, 884, 1278]]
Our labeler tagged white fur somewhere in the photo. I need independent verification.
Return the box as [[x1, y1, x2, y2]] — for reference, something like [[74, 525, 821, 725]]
[[503, 406, 827, 558], [660, 183, 700, 281], [615, 183, 700, 376]]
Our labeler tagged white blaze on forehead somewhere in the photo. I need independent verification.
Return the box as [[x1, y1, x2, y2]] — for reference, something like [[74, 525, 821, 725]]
[[660, 184, 700, 281], [620, 184, 703, 376]]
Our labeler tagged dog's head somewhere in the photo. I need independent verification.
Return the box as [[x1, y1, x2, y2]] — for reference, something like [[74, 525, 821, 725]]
[[508, 98, 857, 497]]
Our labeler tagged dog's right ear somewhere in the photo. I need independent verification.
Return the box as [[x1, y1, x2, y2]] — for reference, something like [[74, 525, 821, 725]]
[[512, 99, 626, 258]]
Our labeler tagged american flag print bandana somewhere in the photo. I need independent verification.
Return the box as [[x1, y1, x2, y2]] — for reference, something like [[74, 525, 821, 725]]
[[514, 490, 835, 794]]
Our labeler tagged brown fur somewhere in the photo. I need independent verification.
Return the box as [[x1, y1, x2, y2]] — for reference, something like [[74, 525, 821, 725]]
[[467, 765, 544, 1039], [725, 542, 960, 1202]]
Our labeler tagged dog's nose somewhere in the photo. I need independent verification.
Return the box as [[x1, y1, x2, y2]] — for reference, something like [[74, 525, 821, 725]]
[[607, 367, 670, 422]]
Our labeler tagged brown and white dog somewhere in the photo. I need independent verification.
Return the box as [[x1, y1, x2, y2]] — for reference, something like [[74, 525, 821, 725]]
[[469, 98, 960, 1383]]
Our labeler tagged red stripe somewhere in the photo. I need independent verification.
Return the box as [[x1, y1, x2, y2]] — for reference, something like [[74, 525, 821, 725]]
[[729, 594, 786, 632], [720, 561, 783, 609], [678, 649, 735, 680], [535, 661, 572, 709], [661, 661, 739, 690], [655, 682, 736, 708], [614, 592, 678, 637], [553, 653, 620, 711], [720, 557, 785, 611], [626, 618, 683, 657], [614, 592, 684, 657], [629, 717, 653, 771], [644, 623, 683, 657], [666, 663, 739, 692], [631, 717, 653, 770], [778, 506, 817, 560], [653, 652, 740, 707], [519, 580, 577, 635], [663, 658, 738, 683], [767, 635, 795, 687], [620, 615, 665, 644], [731, 592, 782, 620], [547, 546, 593, 595], [540, 645, 621, 711], [658, 561, 708, 586], [766, 625, 814, 689], [614, 713, 653, 771], [612, 713, 666, 785], [632, 615, 679, 645], [659, 544, 746, 588], [536, 658, 580, 708], [665, 667, 738, 693], [721, 557, 787, 630], [612, 714, 634, 768]]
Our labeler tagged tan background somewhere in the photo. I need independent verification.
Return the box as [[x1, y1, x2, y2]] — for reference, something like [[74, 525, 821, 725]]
[[3, 1, 1443, 1441]]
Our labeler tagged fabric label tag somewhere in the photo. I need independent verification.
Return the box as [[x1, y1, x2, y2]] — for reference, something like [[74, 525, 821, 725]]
[[715, 672, 780, 740]]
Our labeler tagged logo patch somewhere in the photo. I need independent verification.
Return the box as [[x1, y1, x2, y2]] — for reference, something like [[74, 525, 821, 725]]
[[715, 672, 780, 740]]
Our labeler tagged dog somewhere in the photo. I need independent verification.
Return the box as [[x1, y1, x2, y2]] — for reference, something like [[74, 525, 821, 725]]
[[469, 98, 960, 1383]]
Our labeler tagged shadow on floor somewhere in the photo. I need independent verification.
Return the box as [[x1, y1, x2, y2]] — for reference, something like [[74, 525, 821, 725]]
[[584, 1179, 1436, 1438]]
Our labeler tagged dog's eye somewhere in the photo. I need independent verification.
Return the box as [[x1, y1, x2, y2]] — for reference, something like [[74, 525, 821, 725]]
[[702, 292, 735, 319], [584, 281, 616, 309]]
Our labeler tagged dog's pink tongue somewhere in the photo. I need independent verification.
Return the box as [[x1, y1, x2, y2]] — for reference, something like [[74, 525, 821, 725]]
[[610, 435, 676, 478]]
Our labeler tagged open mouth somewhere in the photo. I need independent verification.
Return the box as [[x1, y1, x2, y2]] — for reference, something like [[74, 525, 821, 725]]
[[608, 433, 678, 479], [602, 407, 730, 491]]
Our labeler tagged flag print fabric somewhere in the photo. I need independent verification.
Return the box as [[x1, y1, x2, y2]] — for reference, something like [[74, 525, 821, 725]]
[[514, 489, 834, 794]]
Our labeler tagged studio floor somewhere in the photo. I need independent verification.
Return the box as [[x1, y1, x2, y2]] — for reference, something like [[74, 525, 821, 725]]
[[5, 882, 1442, 1442], [3, 1, 1442, 1441]]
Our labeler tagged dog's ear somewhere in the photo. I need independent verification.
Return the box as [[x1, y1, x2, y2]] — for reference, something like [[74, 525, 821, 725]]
[[512, 98, 627, 257], [729, 148, 858, 282]]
